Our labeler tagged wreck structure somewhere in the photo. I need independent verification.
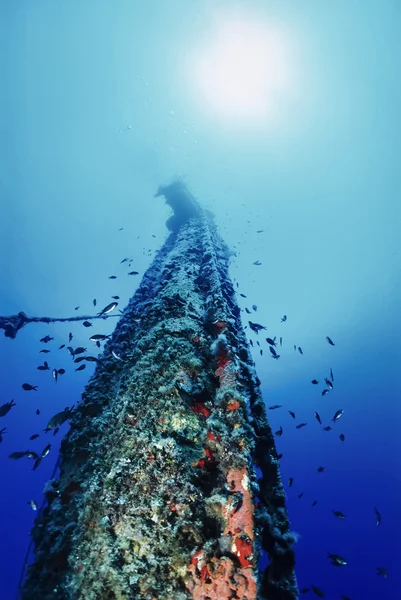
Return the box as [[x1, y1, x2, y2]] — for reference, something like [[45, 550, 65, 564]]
[[21, 182, 298, 600]]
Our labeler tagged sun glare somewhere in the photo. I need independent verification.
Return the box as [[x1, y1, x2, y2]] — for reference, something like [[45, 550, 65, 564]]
[[190, 12, 293, 124]]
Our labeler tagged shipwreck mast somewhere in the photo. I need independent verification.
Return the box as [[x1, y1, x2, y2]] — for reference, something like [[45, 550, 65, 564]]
[[21, 182, 298, 600]]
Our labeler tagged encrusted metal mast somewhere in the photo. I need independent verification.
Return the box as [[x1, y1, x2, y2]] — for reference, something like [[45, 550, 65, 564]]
[[21, 182, 298, 600]]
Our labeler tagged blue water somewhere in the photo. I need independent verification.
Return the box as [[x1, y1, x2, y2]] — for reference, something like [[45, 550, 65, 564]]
[[1, 1, 400, 599]]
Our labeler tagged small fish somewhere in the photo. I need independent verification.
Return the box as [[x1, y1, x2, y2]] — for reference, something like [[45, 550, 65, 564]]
[[328, 553, 347, 566], [40, 336, 53, 343], [252, 305, 257, 311], [253, 260, 262, 266], [317, 466, 325, 473], [128, 271, 139, 276], [42, 444, 51, 458], [332, 409, 344, 423], [109, 275, 117, 279], [0, 399, 16, 417], [323, 426, 332, 431], [240, 293, 247, 298], [22, 384, 37, 391], [374, 506, 381, 526], [245, 307, 251, 314], [74, 356, 86, 363], [275, 426, 283, 437], [311, 500, 317, 507], [277, 453, 283, 459], [53, 427, 59, 436], [288, 477, 293, 487], [46, 407, 73, 430], [74, 347, 87, 355], [68, 332, 73, 342], [249, 339, 253, 347], [298, 492, 304, 498], [298, 346, 303, 355], [279, 337, 282, 346], [28, 500, 37, 511], [288, 411, 296, 419], [67, 346, 75, 357], [32, 457, 42, 470], [322, 389, 330, 396], [248, 321, 266, 334], [281, 315, 287, 322], [311, 586, 325, 598], [9, 451, 28, 460], [314, 412, 322, 425], [330, 368, 334, 382], [376, 567, 388, 578], [118, 227, 123, 231], [332, 510, 345, 519], [339, 434, 345, 441], [269, 346, 278, 357], [59, 344, 65, 349], [98, 301, 118, 316], [29, 434, 39, 440], [260, 349, 263, 356], [82, 321, 92, 327], [120, 258, 129, 264], [300, 588, 310, 594], [111, 296, 120, 300], [326, 336, 335, 346], [36, 409, 40, 415], [268, 405, 283, 410], [266, 337, 276, 346], [39, 349, 50, 353], [293, 345, 296, 351], [85, 356, 99, 362], [311, 379, 319, 385], [52, 369, 58, 383], [75, 364, 86, 372], [296, 423, 307, 429], [0, 427, 7, 443], [93, 298, 97, 306], [37, 361, 49, 371], [58, 368, 65, 375], [325, 378, 333, 390], [256, 230, 264, 233], [74, 306, 80, 310], [96, 341, 101, 348], [89, 334, 110, 342]]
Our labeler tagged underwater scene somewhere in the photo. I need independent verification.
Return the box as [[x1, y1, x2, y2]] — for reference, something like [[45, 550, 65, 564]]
[[1, 1, 400, 599]]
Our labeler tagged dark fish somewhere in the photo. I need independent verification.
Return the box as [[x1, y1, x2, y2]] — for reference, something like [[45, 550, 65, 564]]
[[9, 451, 28, 460], [328, 553, 347, 566], [268, 405, 282, 410], [289, 411, 296, 419], [311, 500, 317, 507], [277, 453, 283, 459], [245, 308, 251, 314], [259, 349, 263, 355], [374, 506, 381, 526], [266, 337, 276, 346], [118, 227, 123, 231], [26, 451, 39, 460], [339, 434, 345, 441], [109, 275, 117, 279], [0, 427, 7, 443], [89, 334, 110, 341], [322, 389, 330, 396], [69, 332, 73, 342], [36, 409, 40, 415], [58, 368, 65, 375], [240, 293, 247, 298], [0, 399, 16, 417], [298, 492, 304, 498], [281, 315, 287, 322], [22, 384, 37, 391], [67, 346, 75, 357], [74, 347, 87, 355], [29, 434, 39, 440], [275, 426, 283, 437], [59, 344, 65, 349], [298, 346, 303, 355], [249, 339, 253, 347], [39, 349, 50, 353], [311, 586, 325, 598], [256, 230, 264, 233], [128, 271, 139, 276], [279, 337, 282, 346], [317, 466, 325, 473], [300, 588, 310, 594], [293, 345, 296, 351], [32, 457, 42, 470], [82, 320, 93, 327], [323, 426, 332, 431], [314, 412, 322, 425], [42, 444, 51, 458], [332, 510, 345, 519], [325, 378, 333, 390], [98, 302, 118, 316], [85, 356, 99, 362], [332, 409, 344, 423], [75, 364, 86, 372], [46, 407, 73, 430], [120, 258, 129, 263], [288, 477, 293, 487], [252, 305, 257, 311], [256, 341, 260, 346], [74, 306, 80, 310], [376, 567, 388, 578], [311, 379, 319, 385], [96, 341, 101, 348], [53, 427, 59, 436], [37, 361, 49, 371], [330, 368, 334, 382], [74, 356, 86, 363], [93, 298, 97, 306], [296, 423, 307, 429], [253, 260, 262, 266], [112, 296, 120, 300], [40, 336, 53, 343], [248, 321, 266, 334], [326, 336, 335, 346], [269, 346, 278, 357]]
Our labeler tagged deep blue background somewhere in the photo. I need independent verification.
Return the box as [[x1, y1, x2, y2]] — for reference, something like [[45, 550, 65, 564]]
[[1, 1, 400, 599]]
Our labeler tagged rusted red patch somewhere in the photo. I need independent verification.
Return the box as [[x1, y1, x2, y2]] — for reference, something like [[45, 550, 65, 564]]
[[190, 402, 211, 417]]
